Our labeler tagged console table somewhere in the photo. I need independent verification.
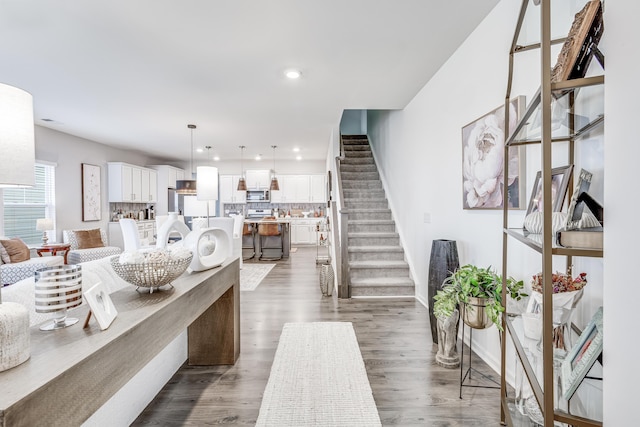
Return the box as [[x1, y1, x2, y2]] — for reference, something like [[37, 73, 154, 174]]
[[0, 257, 240, 427]]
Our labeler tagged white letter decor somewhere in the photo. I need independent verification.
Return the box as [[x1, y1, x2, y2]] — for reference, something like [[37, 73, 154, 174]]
[[182, 228, 231, 272]]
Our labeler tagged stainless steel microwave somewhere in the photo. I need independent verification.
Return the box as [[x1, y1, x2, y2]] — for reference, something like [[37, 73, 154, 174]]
[[246, 190, 270, 202]]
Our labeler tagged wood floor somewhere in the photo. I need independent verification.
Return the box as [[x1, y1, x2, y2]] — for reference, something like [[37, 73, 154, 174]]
[[133, 247, 502, 426]]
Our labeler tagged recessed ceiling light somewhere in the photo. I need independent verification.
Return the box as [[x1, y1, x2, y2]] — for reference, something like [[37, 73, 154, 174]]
[[293, 147, 300, 152], [255, 155, 262, 161], [285, 69, 301, 79], [213, 156, 220, 161], [196, 148, 204, 153], [296, 155, 302, 161]]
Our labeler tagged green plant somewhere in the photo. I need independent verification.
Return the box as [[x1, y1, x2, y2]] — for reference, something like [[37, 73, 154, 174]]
[[433, 264, 526, 331]]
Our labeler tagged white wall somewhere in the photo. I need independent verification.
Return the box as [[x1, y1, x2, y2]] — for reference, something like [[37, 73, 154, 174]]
[[368, 0, 607, 420], [340, 109, 366, 135], [34, 126, 168, 242], [603, 1, 640, 425]]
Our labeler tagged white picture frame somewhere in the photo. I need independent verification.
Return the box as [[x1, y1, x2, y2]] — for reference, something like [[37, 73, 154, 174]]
[[82, 163, 102, 221], [84, 282, 117, 330]]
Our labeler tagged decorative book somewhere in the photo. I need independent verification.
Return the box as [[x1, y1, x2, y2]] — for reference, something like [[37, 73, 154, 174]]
[[556, 226, 603, 250]]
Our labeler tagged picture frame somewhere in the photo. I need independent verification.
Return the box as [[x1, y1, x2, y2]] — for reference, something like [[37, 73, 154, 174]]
[[525, 165, 574, 216], [462, 96, 526, 210], [82, 163, 102, 221], [564, 168, 593, 230], [551, 0, 604, 84], [562, 306, 603, 400], [84, 282, 118, 331]]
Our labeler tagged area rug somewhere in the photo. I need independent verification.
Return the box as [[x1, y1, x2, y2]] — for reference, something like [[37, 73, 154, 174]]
[[256, 322, 381, 427], [240, 263, 275, 291]]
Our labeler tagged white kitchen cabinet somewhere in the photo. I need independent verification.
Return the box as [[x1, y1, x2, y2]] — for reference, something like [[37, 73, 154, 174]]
[[220, 175, 247, 204], [141, 168, 150, 202], [168, 168, 177, 189], [270, 174, 293, 202], [245, 169, 271, 189], [148, 169, 157, 202], [291, 219, 315, 245], [310, 174, 326, 203], [293, 175, 311, 202], [109, 162, 159, 203]]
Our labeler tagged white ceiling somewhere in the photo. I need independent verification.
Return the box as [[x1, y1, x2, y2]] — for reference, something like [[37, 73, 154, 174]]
[[0, 0, 498, 164]]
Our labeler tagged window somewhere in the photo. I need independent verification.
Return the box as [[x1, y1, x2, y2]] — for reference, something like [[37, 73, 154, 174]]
[[2, 163, 56, 245]]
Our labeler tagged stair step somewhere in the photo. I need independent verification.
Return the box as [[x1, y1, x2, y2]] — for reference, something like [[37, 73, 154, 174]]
[[349, 232, 399, 246], [348, 245, 404, 261], [341, 180, 382, 190], [342, 135, 369, 143], [350, 260, 410, 279], [343, 151, 373, 158], [341, 157, 375, 165], [341, 171, 379, 180], [343, 145, 372, 151], [340, 164, 377, 172], [343, 190, 385, 200], [350, 277, 415, 297], [347, 209, 393, 221], [345, 200, 389, 209], [348, 220, 395, 233]]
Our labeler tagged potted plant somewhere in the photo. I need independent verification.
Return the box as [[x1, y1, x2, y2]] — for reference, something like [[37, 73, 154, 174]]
[[433, 264, 526, 331]]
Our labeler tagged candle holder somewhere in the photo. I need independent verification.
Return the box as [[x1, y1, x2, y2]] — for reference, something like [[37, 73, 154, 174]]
[[35, 265, 83, 331]]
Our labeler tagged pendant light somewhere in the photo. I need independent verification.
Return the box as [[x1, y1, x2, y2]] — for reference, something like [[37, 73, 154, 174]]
[[237, 145, 247, 191], [176, 124, 197, 194], [270, 145, 279, 191]]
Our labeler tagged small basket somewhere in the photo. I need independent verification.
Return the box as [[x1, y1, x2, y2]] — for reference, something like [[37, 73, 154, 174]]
[[110, 253, 193, 292]]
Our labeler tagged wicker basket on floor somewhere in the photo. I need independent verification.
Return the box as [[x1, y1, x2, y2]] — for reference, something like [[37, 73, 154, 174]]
[[319, 263, 334, 296]]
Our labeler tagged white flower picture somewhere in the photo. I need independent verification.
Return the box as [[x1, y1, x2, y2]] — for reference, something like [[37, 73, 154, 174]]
[[462, 97, 525, 209], [82, 163, 102, 221]]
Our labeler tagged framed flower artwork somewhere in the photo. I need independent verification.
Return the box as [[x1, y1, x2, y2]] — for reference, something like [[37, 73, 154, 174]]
[[462, 96, 526, 209]]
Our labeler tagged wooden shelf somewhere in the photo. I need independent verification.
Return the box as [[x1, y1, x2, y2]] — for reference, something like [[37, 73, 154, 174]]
[[504, 228, 603, 258]]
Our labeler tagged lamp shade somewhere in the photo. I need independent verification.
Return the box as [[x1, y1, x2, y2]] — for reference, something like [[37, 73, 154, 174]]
[[36, 218, 54, 231], [0, 83, 35, 187], [196, 166, 218, 201], [183, 196, 215, 217], [175, 179, 197, 195]]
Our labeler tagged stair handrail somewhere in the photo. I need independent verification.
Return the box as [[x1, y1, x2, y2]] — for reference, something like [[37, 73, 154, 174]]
[[334, 152, 350, 298]]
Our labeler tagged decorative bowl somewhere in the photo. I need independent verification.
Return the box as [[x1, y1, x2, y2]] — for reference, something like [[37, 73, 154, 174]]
[[110, 251, 193, 292]]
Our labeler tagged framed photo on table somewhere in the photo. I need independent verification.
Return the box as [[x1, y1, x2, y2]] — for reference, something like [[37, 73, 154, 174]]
[[84, 282, 117, 331], [82, 163, 102, 221], [525, 165, 573, 216], [562, 306, 603, 400]]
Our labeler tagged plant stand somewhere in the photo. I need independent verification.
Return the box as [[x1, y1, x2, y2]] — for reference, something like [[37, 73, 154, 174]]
[[459, 310, 501, 399]]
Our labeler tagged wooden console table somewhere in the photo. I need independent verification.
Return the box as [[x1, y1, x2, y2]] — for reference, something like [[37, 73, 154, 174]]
[[0, 258, 240, 427]]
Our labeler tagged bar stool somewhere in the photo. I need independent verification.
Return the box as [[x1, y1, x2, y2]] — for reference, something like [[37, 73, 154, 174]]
[[258, 217, 283, 261], [242, 223, 256, 260]]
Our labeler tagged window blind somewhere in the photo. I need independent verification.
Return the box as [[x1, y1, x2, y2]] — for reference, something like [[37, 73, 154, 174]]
[[3, 163, 56, 245]]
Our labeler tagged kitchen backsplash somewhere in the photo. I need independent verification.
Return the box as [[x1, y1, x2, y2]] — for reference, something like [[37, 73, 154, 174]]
[[224, 203, 326, 217]]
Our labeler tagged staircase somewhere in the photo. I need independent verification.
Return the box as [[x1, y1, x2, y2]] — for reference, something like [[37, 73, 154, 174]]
[[339, 135, 415, 297]]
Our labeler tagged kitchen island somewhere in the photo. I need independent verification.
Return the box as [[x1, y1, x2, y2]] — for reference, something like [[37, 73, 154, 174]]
[[243, 218, 291, 259]]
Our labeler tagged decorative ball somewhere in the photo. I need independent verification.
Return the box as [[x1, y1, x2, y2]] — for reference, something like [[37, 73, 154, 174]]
[[0, 302, 30, 372]]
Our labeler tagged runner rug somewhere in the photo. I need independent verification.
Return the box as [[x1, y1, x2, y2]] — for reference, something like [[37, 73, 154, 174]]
[[240, 263, 275, 291], [255, 322, 382, 427]]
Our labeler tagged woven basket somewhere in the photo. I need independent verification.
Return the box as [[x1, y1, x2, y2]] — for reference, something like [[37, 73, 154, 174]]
[[319, 263, 334, 296], [110, 253, 193, 291]]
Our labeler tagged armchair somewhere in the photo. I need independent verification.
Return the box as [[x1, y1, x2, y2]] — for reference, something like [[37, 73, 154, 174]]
[[63, 228, 122, 264]]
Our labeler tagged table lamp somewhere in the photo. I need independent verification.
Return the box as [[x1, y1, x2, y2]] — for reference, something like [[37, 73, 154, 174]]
[[35, 265, 83, 331], [36, 218, 54, 245]]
